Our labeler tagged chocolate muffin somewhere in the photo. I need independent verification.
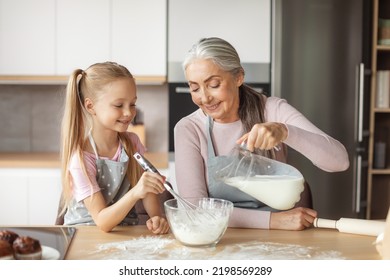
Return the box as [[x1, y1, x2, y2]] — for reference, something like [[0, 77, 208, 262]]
[[0, 240, 14, 260], [12, 236, 42, 260], [0, 230, 19, 245]]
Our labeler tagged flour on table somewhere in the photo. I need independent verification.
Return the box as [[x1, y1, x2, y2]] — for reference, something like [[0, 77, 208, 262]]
[[89, 235, 344, 260]]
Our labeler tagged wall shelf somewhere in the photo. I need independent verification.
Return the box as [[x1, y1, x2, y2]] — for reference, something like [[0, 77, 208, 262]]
[[0, 75, 167, 86], [367, 0, 390, 219]]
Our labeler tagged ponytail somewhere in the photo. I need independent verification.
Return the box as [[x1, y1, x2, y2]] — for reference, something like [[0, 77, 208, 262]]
[[59, 69, 89, 215]]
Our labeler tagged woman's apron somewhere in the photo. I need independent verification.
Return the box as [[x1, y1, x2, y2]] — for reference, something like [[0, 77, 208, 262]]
[[64, 134, 138, 225], [206, 116, 275, 211]]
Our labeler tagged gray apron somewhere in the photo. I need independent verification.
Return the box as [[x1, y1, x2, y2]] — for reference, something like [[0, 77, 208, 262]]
[[207, 116, 275, 211], [64, 134, 138, 226]]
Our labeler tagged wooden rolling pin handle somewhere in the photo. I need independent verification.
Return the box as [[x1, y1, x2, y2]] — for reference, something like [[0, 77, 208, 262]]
[[313, 218, 337, 229], [314, 217, 386, 236]]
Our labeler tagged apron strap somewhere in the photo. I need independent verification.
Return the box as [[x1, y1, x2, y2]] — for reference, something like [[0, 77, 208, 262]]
[[207, 116, 217, 157], [88, 130, 125, 160], [88, 131, 99, 159]]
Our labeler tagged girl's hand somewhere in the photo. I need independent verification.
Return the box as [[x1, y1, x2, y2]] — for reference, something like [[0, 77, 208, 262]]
[[132, 172, 166, 200], [237, 122, 288, 152], [270, 207, 318, 230], [146, 216, 170, 234]]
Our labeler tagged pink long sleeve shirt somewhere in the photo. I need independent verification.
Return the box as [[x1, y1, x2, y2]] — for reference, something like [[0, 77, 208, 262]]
[[174, 96, 349, 229]]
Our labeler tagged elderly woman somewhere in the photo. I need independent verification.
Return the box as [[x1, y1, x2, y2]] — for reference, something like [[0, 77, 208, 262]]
[[174, 37, 349, 231]]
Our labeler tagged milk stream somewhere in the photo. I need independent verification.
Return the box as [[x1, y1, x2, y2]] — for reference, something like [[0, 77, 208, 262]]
[[223, 175, 304, 210]]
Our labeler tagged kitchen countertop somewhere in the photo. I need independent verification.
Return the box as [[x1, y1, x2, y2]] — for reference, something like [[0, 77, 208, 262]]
[[62, 225, 380, 260], [0, 152, 169, 169]]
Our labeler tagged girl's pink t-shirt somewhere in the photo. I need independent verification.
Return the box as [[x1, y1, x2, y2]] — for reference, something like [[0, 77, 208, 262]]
[[69, 132, 146, 202]]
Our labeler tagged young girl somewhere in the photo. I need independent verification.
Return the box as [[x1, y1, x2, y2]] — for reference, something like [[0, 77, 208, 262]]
[[59, 61, 169, 234]]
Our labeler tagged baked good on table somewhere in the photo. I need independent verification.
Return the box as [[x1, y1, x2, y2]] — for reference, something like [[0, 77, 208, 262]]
[[12, 236, 42, 260], [0, 230, 19, 245], [0, 240, 14, 260]]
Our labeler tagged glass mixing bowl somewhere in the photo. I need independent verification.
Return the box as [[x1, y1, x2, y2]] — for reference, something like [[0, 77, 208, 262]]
[[164, 197, 233, 247]]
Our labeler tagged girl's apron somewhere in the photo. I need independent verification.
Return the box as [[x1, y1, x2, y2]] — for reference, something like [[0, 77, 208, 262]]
[[206, 116, 275, 211], [64, 134, 138, 225]]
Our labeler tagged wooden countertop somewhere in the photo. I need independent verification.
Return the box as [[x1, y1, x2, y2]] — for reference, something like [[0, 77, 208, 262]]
[[0, 152, 169, 169], [64, 225, 381, 260]]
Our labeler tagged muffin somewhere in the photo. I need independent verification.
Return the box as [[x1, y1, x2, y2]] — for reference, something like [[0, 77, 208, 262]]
[[12, 236, 42, 260], [0, 240, 14, 260], [0, 230, 19, 245]]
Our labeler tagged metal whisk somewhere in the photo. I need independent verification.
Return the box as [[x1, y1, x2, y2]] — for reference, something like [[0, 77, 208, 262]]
[[133, 152, 209, 222]]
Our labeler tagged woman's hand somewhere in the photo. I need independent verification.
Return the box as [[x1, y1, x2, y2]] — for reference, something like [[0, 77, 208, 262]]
[[146, 216, 170, 234], [270, 207, 317, 230], [237, 122, 288, 152], [132, 172, 165, 200]]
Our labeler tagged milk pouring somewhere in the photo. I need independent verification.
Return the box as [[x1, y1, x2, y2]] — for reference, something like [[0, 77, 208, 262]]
[[223, 175, 304, 210], [214, 146, 305, 210]]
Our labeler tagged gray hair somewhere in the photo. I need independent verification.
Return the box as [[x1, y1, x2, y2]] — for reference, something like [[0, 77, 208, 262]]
[[182, 37, 245, 77], [182, 37, 272, 158]]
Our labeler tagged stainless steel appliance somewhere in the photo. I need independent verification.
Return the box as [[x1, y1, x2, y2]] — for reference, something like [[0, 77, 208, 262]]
[[1, 227, 76, 259], [272, 0, 371, 219]]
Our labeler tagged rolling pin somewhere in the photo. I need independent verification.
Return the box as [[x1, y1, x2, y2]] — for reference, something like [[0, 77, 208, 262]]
[[314, 217, 386, 236]]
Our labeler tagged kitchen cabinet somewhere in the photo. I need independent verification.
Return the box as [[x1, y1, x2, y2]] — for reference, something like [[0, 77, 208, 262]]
[[0, 168, 61, 225], [0, 0, 56, 75], [367, 0, 390, 219], [0, 0, 167, 83], [111, 0, 167, 77], [168, 0, 270, 83], [56, 0, 111, 75]]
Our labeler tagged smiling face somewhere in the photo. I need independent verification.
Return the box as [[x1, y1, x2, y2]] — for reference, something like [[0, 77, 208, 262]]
[[85, 77, 137, 133], [185, 59, 244, 123]]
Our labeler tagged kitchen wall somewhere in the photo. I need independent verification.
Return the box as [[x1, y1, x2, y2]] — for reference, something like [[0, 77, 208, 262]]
[[0, 84, 169, 153]]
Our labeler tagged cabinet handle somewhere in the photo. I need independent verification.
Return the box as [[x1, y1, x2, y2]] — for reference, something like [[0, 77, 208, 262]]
[[354, 154, 362, 213], [357, 63, 364, 143], [353, 62, 364, 214]]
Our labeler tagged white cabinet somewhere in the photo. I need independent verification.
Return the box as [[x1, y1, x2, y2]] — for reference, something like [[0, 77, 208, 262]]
[[56, 0, 111, 75], [111, 0, 167, 77], [0, 0, 167, 79], [0, 0, 56, 75], [0, 168, 61, 225], [168, 0, 271, 82], [0, 172, 29, 224]]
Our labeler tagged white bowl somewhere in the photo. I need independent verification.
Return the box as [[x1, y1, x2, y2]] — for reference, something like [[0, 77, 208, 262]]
[[164, 197, 233, 247]]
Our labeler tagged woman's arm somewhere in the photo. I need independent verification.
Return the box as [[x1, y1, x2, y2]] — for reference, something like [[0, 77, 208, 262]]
[[174, 117, 273, 229], [266, 97, 350, 172], [174, 119, 209, 199]]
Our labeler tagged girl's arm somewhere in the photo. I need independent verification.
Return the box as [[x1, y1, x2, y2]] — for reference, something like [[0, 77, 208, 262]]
[[83, 190, 138, 232], [142, 192, 170, 234], [83, 171, 165, 232], [142, 192, 163, 217]]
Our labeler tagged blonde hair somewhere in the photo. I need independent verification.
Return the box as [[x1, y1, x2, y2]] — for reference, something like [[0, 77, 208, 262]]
[[59, 61, 142, 216]]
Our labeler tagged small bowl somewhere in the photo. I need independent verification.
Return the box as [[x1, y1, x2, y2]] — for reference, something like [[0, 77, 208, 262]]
[[164, 197, 233, 247]]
